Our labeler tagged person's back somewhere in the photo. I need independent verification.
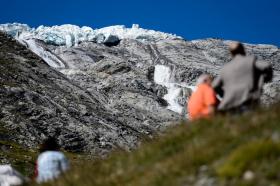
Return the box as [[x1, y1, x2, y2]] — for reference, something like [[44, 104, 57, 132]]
[[36, 151, 69, 183], [35, 137, 69, 183], [188, 74, 217, 120], [218, 55, 256, 109], [213, 42, 272, 111]]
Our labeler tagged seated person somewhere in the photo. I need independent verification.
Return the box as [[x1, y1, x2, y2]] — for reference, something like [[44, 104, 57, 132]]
[[187, 74, 217, 120], [0, 165, 28, 186], [35, 137, 69, 183]]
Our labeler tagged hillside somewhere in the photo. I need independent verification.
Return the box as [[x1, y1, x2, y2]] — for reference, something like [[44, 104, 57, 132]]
[[2, 103, 280, 185], [0, 23, 280, 185], [0, 24, 280, 157], [0, 32, 143, 156], [35, 103, 280, 186]]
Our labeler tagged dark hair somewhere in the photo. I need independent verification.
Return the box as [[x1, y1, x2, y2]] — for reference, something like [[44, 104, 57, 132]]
[[39, 137, 60, 153], [230, 42, 246, 56]]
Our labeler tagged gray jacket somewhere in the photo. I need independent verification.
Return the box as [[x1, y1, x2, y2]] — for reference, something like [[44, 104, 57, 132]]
[[213, 55, 273, 111]]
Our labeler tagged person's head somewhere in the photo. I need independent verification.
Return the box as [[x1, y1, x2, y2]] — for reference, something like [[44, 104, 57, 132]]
[[229, 42, 246, 57], [39, 137, 60, 153], [196, 74, 213, 86]]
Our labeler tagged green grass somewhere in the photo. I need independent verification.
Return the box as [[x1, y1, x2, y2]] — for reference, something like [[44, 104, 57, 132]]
[[4, 103, 280, 185], [0, 123, 37, 177], [217, 140, 280, 178], [33, 103, 280, 186]]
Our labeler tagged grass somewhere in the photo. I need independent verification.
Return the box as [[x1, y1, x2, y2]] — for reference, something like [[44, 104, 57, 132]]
[[34, 103, 280, 186], [3, 103, 280, 185], [0, 123, 37, 176], [217, 140, 280, 178]]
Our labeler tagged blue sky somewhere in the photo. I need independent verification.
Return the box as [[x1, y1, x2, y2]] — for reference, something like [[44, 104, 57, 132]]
[[1, 0, 279, 46]]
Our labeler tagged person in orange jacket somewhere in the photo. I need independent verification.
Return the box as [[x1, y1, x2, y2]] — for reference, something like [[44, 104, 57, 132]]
[[187, 74, 218, 120]]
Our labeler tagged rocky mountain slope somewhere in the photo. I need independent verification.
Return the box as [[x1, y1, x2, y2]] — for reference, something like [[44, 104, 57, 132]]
[[0, 32, 143, 155], [0, 23, 280, 156]]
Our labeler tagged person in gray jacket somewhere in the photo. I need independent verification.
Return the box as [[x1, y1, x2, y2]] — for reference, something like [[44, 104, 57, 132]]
[[212, 42, 273, 112]]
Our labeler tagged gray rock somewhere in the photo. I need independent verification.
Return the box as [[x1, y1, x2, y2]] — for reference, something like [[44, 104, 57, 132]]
[[103, 35, 121, 47], [0, 31, 280, 156]]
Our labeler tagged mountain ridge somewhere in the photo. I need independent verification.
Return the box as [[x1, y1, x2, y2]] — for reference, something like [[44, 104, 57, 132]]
[[0, 23, 279, 157]]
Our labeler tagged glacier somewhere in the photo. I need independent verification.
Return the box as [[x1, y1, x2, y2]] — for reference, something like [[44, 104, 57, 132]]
[[0, 23, 183, 48], [0, 23, 31, 37], [154, 65, 198, 114], [154, 65, 184, 114], [24, 39, 66, 68], [0, 23, 191, 114]]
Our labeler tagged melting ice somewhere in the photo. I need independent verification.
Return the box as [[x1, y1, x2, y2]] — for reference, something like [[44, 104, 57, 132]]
[[154, 65, 184, 114]]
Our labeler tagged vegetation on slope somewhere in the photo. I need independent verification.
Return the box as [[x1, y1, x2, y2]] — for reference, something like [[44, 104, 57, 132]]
[[30, 103, 280, 186], [0, 123, 36, 176], [2, 103, 280, 185]]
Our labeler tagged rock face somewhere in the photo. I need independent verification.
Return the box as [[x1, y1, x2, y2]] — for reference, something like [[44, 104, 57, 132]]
[[0, 33, 149, 155], [0, 24, 280, 155], [0, 32, 180, 155], [51, 37, 280, 114]]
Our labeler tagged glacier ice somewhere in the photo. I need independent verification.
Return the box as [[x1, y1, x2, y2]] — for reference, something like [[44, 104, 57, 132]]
[[154, 65, 171, 85], [154, 65, 196, 114], [31, 24, 94, 47], [25, 39, 66, 68], [154, 65, 183, 114], [0, 23, 182, 48], [0, 23, 182, 70], [0, 23, 31, 37]]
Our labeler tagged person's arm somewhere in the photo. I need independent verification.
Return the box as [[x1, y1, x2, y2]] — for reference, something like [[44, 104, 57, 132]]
[[255, 60, 273, 83], [33, 160, 38, 180], [204, 86, 218, 116], [212, 76, 224, 97]]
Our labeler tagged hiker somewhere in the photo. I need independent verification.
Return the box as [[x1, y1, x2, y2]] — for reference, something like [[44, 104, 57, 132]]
[[0, 165, 28, 186], [187, 74, 218, 120], [212, 42, 273, 113], [35, 137, 69, 183]]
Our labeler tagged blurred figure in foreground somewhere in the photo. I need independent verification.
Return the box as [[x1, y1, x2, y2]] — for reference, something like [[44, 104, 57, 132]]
[[213, 42, 273, 113], [187, 74, 217, 120], [0, 165, 28, 186], [35, 137, 69, 183]]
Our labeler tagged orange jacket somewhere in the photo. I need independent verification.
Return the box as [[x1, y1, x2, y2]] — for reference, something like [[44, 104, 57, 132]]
[[187, 83, 217, 120]]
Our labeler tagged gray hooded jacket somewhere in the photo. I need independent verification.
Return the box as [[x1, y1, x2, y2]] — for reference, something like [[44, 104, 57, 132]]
[[213, 55, 272, 111]]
